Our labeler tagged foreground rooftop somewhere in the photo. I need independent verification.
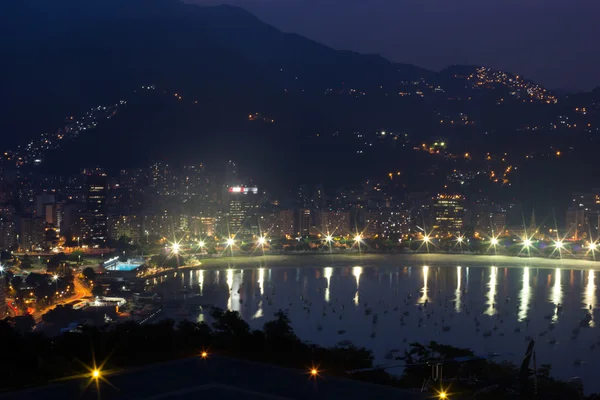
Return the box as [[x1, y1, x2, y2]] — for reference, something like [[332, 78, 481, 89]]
[[1, 356, 424, 400]]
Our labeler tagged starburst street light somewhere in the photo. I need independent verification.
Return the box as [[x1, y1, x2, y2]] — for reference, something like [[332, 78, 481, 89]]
[[172, 242, 180, 254], [198, 240, 205, 248], [587, 242, 598, 259], [226, 238, 235, 247], [92, 369, 100, 379], [423, 235, 430, 243], [518, 237, 534, 257], [325, 235, 333, 243], [354, 234, 362, 242], [554, 240, 564, 249], [201, 351, 208, 359], [457, 236, 463, 243], [491, 237, 499, 246], [257, 236, 266, 245]]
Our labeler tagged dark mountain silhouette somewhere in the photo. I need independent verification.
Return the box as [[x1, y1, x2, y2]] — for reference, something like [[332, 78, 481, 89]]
[[1, 0, 599, 203], [0, 0, 429, 141]]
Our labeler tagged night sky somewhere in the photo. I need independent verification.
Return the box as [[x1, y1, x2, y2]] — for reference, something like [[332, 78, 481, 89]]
[[187, 0, 599, 91]]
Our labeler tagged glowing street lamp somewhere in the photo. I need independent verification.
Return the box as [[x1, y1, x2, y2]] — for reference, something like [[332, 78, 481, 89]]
[[198, 240, 205, 248], [354, 235, 362, 243], [226, 238, 235, 247], [491, 237, 499, 246], [0, 265, 4, 273], [172, 242, 180, 254], [309, 367, 319, 378], [257, 237, 266, 246], [457, 236, 463, 243], [588, 242, 598, 259], [201, 351, 208, 359], [554, 240, 564, 249], [325, 235, 333, 243], [92, 369, 101, 379], [518, 237, 534, 257], [423, 236, 430, 243]]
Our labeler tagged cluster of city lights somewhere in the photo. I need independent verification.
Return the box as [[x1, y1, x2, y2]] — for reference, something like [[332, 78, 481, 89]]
[[170, 236, 271, 255]]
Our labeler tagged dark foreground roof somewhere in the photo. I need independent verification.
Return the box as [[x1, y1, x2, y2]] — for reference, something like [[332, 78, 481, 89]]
[[0, 356, 425, 400]]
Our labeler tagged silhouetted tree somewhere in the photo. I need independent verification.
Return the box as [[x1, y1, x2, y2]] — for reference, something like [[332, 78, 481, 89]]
[[20, 254, 33, 269], [10, 275, 23, 290], [69, 250, 84, 263], [82, 267, 96, 282], [12, 315, 35, 334], [92, 285, 104, 297]]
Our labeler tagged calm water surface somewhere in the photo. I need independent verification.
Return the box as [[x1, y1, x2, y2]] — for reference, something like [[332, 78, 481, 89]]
[[148, 264, 600, 394]]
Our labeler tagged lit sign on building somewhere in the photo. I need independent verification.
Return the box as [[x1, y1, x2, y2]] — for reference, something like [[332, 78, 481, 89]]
[[229, 187, 258, 194]]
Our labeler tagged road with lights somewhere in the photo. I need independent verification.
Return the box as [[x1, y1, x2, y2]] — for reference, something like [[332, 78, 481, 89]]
[[31, 276, 91, 323], [1, 356, 426, 400]]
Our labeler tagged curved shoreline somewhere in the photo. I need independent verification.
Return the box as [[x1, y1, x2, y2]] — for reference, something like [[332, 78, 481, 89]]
[[143, 252, 600, 278]]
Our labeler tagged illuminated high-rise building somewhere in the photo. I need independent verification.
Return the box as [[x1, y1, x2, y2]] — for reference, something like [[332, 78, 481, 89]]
[[108, 214, 142, 243], [0, 217, 16, 251], [85, 170, 108, 244], [318, 210, 350, 236], [566, 207, 589, 240], [227, 186, 259, 237], [432, 194, 465, 235], [297, 208, 311, 236]]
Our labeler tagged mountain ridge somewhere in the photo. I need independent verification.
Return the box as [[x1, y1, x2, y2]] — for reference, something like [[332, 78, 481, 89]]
[[1, 0, 598, 184], [1, 0, 571, 143]]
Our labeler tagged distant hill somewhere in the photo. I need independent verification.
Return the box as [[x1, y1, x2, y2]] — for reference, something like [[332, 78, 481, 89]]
[[1, 0, 600, 203], [0, 0, 431, 142]]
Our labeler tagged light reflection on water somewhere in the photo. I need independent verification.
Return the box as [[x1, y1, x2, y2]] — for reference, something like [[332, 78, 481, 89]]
[[518, 267, 531, 322], [252, 268, 265, 320], [485, 266, 497, 316], [324, 267, 333, 303], [153, 264, 600, 394], [420, 266, 430, 304], [551, 268, 562, 322], [352, 266, 362, 306], [455, 266, 462, 313], [585, 271, 596, 327], [197, 269, 204, 295]]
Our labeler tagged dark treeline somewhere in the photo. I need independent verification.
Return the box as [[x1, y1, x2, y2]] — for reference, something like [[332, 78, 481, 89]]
[[0, 309, 595, 399]]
